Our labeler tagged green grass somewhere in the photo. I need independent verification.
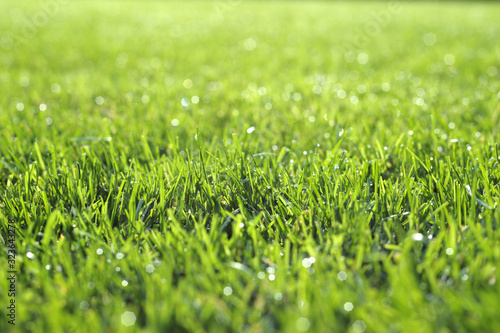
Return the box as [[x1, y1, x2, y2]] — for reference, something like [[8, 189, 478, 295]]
[[1, 1, 500, 332]]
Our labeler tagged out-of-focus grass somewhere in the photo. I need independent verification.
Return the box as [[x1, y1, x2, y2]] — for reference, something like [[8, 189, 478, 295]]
[[0, 1, 499, 332]]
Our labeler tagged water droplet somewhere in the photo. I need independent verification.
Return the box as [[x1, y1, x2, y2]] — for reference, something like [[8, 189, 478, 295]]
[[145, 264, 154, 273], [121, 311, 136, 327], [122, 280, 128, 287], [26, 252, 34, 259], [446, 248, 454, 256], [444, 54, 455, 66], [19, 76, 30, 87], [16, 103, 24, 111], [79, 301, 89, 311], [246, 126, 255, 134], [95, 96, 104, 105], [337, 271, 347, 281], [223, 286, 233, 296], [171, 119, 180, 127], [411, 233, 424, 242], [423, 33, 437, 46], [243, 38, 256, 51], [344, 302, 354, 311], [302, 257, 315, 268], [357, 53, 369, 65], [352, 320, 367, 333], [183, 79, 193, 89], [51, 83, 61, 93], [296, 317, 311, 332], [96, 248, 103, 255]]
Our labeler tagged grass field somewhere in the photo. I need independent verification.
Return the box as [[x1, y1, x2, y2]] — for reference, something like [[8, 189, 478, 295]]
[[1, 0, 500, 332]]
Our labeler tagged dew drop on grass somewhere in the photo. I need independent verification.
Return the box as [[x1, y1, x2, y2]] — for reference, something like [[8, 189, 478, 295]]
[[79, 301, 89, 311], [302, 257, 315, 268], [257, 272, 266, 279], [223, 286, 233, 296], [45, 265, 51, 270], [337, 271, 347, 281], [26, 252, 35, 259], [146, 264, 154, 273], [246, 126, 256, 134], [121, 311, 136, 327], [423, 33, 437, 46], [96, 248, 103, 255], [16, 103, 24, 111], [444, 54, 455, 66], [116, 252, 124, 260], [243, 38, 256, 51], [357, 53, 369, 65], [487, 66, 497, 76], [95, 96, 104, 105], [51, 83, 61, 93], [171, 119, 180, 127], [446, 248, 454, 256], [191, 96, 199, 104], [39, 104, 47, 111], [269, 274, 276, 281], [296, 317, 311, 332], [19, 76, 30, 87], [274, 292, 283, 301], [122, 280, 128, 287], [352, 320, 367, 333], [87, 282, 95, 289], [411, 233, 424, 242], [344, 302, 354, 311]]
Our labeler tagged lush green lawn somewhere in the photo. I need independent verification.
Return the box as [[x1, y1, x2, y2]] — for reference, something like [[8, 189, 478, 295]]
[[1, 0, 500, 332]]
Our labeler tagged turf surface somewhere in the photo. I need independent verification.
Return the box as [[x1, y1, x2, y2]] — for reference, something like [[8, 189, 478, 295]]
[[1, 1, 500, 332]]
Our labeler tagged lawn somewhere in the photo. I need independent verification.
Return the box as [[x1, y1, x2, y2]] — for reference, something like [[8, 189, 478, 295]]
[[1, 0, 500, 332]]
